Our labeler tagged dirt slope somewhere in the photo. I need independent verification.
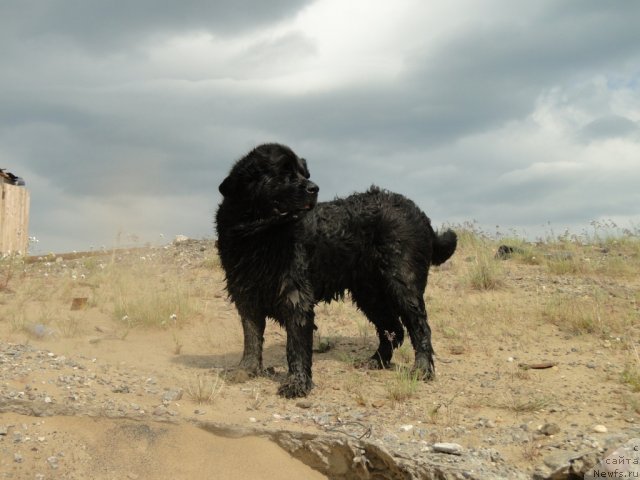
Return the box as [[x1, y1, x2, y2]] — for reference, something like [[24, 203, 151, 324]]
[[1, 237, 639, 478]]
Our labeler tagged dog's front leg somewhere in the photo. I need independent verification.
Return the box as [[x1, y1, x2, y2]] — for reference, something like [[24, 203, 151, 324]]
[[236, 306, 266, 377], [278, 313, 314, 398]]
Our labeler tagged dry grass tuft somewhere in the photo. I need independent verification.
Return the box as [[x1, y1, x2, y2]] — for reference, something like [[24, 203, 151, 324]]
[[621, 364, 640, 392], [542, 290, 636, 338], [0, 255, 25, 292], [521, 436, 542, 462], [545, 251, 589, 275], [621, 344, 640, 392], [107, 263, 196, 328], [468, 251, 504, 290], [495, 393, 553, 413], [55, 313, 82, 337], [187, 372, 225, 404], [385, 366, 420, 403], [542, 294, 604, 335], [451, 223, 504, 290]]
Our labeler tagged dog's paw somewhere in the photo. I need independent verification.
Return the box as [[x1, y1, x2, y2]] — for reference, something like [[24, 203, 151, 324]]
[[277, 378, 313, 398], [227, 366, 260, 384], [356, 355, 391, 371], [412, 358, 435, 382]]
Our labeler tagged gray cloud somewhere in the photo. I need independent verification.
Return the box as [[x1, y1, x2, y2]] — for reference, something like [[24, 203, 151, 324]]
[[1, 1, 640, 252], [233, 32, 317, 78], [579, 115, 639, 141], [236, 2, 640, 153]]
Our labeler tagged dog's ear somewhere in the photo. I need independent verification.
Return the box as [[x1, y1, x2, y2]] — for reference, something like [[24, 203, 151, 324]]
[[219, 175, 237, 197], [299, 158, 310, 179]]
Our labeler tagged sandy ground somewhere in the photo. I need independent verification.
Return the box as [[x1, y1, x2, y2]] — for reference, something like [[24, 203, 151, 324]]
[[1, 413, 325, 480], [1, 238, 639, 478]]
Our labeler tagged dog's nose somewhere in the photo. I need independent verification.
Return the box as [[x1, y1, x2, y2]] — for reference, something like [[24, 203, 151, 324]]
[[306, 182, 319, 194]]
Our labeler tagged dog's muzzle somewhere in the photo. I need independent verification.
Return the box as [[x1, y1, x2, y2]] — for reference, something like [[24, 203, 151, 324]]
[[304, 181, 319, 210]]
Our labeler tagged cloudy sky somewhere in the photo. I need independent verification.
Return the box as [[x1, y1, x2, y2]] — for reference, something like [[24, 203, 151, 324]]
[[2, 1, 639, 253]]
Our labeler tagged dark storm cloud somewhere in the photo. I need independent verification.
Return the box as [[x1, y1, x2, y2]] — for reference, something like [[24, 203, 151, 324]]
[[0, 7, 317, 198], [0, 0, 314, 51], [0, 100, 229, 198]]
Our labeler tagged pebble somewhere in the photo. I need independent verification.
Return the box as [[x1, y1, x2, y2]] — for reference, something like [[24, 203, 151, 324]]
[[162, 388, 183, 403], [477, 418, 496, 429], [153, 406, 168, 416], [14, 453, 23, 463], [174, 235, 191, 244], [543, 450, 588, 471], [47, 456, 59, 469], [433, 443, 464, 455], [399, 425, 414, 432], [30, 324, 53, 338], [540, 423, 560, 436], [593, 424, 608, 433]]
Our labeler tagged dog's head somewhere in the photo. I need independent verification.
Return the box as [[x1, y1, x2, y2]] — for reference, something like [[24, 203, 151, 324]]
[[219, 143, 319, 223]]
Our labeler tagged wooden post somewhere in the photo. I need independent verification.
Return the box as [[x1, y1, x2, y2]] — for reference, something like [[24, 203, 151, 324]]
[[0, 182, 30, 255]]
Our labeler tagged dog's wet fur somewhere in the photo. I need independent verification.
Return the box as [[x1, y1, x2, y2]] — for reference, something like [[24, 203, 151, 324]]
[[216, 143, 457, 398]]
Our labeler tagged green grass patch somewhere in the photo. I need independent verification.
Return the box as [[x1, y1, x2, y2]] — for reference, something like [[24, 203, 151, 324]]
[[621, 364, 640, 392]]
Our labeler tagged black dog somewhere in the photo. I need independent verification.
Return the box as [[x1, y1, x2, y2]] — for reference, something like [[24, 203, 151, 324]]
[[216, 144, 457, 398]]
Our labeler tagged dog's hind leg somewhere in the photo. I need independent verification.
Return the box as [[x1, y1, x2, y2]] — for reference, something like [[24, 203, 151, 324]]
[[352, 293, 404, 369], [278, 312, 315, 398], [398, 294, 435, 380], [382, 272, 435, 380]]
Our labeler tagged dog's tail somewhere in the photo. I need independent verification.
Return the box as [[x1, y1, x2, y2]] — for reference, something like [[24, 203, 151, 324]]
[[432, 229, 457, 266]]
